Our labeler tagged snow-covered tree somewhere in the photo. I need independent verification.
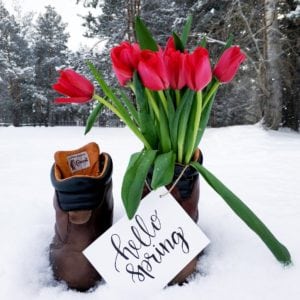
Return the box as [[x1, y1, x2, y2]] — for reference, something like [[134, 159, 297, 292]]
[[32, 5, 69, 126], [278, 0, 300, 130], [74, 0, 300, 130], [0, 1, 33, 126]]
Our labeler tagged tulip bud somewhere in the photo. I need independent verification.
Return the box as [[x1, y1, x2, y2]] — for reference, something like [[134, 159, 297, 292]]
[[52, 69, 94, 104], [138, 50, 169, 91], [213, 46, 246, 83], [185, 47, 212, 91], [111, 42, 141, 86], [164, 48, 186, 90]]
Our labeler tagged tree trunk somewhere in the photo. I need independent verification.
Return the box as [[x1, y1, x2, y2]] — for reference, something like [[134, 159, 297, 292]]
[[263, 0, 283, 129], [127, 0, 141, 42], [9, 79, 21, 127]]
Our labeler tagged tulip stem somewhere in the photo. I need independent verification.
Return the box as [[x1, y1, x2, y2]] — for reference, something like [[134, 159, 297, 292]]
[[202, 80, 220, 110], [158, 90, 168, 116], [184, 91, 202, 164], [93, 94, 151, 149], [145, 89, 160, 120], [175, 90, 181, 107], [177, 91, 195, 163]]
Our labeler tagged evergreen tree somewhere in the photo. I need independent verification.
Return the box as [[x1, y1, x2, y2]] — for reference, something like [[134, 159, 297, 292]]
[[141, 0, 195, 45], [76, 0, 299, 130], [278, 0, 300, 130], [32, 5, 69, 126], [0, 1, 33, 126]]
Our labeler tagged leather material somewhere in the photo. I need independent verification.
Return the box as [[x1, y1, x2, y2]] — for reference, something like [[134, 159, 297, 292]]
[[49, 152, 113, 291], [143, 149, 203, 284], [51, 153, 113, 211]]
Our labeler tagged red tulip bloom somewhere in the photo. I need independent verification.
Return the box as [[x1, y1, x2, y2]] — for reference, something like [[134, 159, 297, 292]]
[[164, 36, 176, 54], [213, 46, 246, 83], [111, 42, 141, 86], [185, 47, 212, 91], [52, 69, 94, 104], [138, 50, 169, 91], [164, 48, 186, 90]]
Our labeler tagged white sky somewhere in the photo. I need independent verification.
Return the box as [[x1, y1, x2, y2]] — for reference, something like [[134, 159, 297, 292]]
[[2, 0, 97, 50]]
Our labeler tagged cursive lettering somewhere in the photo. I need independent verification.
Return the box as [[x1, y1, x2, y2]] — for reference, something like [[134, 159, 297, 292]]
[[111, 210, 190, 283]]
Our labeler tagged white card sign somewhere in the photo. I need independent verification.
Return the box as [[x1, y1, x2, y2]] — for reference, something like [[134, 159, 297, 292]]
[[83, 187, 210, 294]]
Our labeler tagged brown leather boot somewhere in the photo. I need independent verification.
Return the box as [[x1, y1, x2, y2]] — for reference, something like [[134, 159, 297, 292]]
[[143, 148, 203, 285], [49, 142, 113, 291]]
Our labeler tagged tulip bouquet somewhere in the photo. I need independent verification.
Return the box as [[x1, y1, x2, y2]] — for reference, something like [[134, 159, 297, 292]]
[[52, 17, 291, 265]]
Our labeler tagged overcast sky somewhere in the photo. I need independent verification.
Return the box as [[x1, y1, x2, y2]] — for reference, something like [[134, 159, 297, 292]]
[[2, 0, 96, 50]]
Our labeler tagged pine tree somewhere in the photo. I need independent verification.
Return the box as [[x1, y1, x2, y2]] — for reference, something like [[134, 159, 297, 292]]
[[76, 0, 299, 130], [141, 0, 195, 45], [32, 5, 69, 126], [0, 1, 33, 126]]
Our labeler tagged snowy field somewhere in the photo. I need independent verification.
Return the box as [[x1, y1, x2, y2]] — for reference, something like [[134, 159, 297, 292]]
[[0, 124, 299, 300]]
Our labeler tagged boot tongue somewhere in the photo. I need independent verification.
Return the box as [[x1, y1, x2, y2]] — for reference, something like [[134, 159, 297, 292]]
[[54, 142, 100, 179]]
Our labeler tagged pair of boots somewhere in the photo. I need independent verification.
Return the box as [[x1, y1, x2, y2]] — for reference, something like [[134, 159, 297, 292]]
[[49, 142, 201, 291]]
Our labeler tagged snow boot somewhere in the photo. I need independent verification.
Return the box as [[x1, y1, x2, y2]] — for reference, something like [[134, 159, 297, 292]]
[[49, 142, 113, 291], [143, 148, 203, 285]]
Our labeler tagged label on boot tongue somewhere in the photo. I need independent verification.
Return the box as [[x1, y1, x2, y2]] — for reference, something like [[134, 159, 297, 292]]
[[67, 151, 90, 173], [83, 187, 210, 295]]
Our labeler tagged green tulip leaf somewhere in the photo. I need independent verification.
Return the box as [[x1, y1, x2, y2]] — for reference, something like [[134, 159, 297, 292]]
[[133, 72, 158, 148], [190, 161, 292, 265], [135, 17, 158, 51], [151, 151, 176, 189], [223, 34, 233, 50], [170, 89, 194, 150], [176, 90, 195, 162], [87, 61, 151, 148], [119, 90, 139, 124], [172, 32, 185, 52], [156, 98, 172, 152], [195, 91, 216, 146], [183, 95, 198, 161], [126, 151, 141, 170], [84, 102, 103, 135], [87, 61, 127, 114], [199, 36, 207, 48], [181, 15, 193, 47], [165, 90, 176, 149], [122, 149, 157, 219]]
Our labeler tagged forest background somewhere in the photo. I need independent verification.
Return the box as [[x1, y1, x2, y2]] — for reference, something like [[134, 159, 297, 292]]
[[0, 0, 299, 131]]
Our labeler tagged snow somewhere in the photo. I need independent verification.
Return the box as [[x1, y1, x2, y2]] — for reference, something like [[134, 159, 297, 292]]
[[0, 124, 300, 300]]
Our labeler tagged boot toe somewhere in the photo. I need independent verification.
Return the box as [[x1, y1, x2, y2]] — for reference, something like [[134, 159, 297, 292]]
[[50, 247, 101, 291]]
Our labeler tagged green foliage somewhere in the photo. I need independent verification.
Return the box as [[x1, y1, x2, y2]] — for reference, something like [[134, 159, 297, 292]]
[[181, 15, 192, 47], [85, 102, 103, 135], [135, 16, 158, 51], [122, 149, 157, 219], [190, 161, 292, 265], [151, 151, 176, 189], [133, 72, 158, 148], [172, 32, 185, 52]]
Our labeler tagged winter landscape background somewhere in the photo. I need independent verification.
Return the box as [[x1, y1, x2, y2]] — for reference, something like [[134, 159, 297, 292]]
[[0, 0, 299, 130], [0, 125, 300, 299], [1, 0, 300, 299]]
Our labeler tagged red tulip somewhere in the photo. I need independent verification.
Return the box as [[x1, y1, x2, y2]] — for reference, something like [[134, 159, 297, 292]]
[[111, 42, 141, 86], [164, 48, 186, 90], [185, 47, 212, 91], [52, 69, 94, 103], [138, 50, 169, 91], [164, 36, 176, 54], [213, 46, 246, 83]]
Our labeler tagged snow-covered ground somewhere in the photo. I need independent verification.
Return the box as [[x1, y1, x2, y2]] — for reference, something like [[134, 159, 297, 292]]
[[0, 124, 299, 300]]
